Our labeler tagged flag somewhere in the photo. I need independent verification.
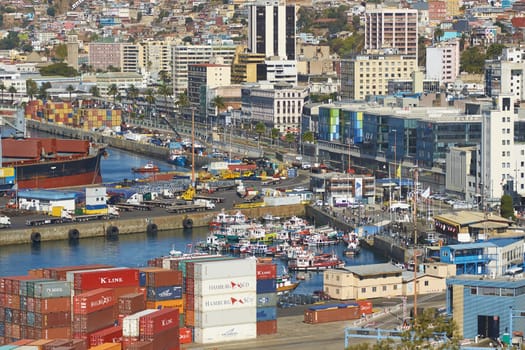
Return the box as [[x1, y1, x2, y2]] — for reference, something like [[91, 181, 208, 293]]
[[396, 165, 401, 178], [421, 187, 430, 199]]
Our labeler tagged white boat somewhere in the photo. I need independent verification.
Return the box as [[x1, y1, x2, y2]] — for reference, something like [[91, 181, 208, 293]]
[[344, 241, 361, 256]]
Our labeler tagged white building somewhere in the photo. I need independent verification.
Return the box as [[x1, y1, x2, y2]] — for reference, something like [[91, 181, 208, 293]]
[[426, 39, 460, 84], [172, 45, 236, 97], [485, 46, 525, 104], [263, 59, 297, 85]]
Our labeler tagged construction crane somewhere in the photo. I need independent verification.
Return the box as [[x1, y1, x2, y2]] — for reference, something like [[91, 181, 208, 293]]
[[161, 114, 182, 142]]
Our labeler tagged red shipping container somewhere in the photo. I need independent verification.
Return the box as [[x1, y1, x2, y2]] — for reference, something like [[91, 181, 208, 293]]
[[146, 270, 182, 287], [256, 263, 277, 280], [6, 294, 20, 309], [121, 335, 139, 349], [257, 319, 277, 335], [12, 309, 20, 324], [139, 308, 178, 338], [0, 306, 4, 322], [113, 286, 140, 300], [34, 311, 71, 328], [73, 306, 115, 334], [33, 326, 72, 339], [89, 325, 123, 346], [35, 297, 71, 314], [73, 268, 139, 290], [47, 264, 113, 280], [179, 327, 192, 344], [357, 300, 373, 315], [74, 288, 115, 314], [118, 293, 145, 315], [141, 326, 179, 347], [11, 324, 20, 339], [125, 340, 154, 350], [184, 294, 194, 311]]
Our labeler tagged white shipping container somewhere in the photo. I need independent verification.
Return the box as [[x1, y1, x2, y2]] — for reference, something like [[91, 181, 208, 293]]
[[264, 196, 302, 206], [122, 309, 157, 337], [195, 291, 257, 312], [194, 258, 256, 280], [194, 307, 256, 328], [209, 161, 229, 170], [11, 347, 40, 350], [194, 275, 256, 296], [194, 323, 257, 344]]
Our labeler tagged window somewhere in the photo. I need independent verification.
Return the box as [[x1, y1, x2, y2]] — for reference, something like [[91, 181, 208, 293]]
[[361, 287, 366, 293], [372, 287, 377, 292], [471, 287, 477, 295], [336, 288, 340, 295], [424, 281, 429, 286], [382, 286, 387, 291], [393, 284, 398, 290]]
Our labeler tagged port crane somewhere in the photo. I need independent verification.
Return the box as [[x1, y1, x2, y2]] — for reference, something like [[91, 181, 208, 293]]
[[160, 115, 183, 142]]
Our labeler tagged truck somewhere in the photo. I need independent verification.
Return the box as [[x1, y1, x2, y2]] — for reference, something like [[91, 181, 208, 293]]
[[0, 215, 11, 228], [165, 203, 208, 214], [26, 206, 120, 226], [193, 199, 216, 210]]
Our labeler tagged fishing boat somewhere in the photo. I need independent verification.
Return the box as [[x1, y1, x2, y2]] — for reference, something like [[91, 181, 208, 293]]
[[276, 274, 300, 294], [132, 162, 160, 173], [344, 241, 361, 256], [288, 250, 344, 271]]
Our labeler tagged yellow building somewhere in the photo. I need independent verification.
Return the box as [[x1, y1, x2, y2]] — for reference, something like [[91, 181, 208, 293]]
[[323, 263, 446, 300], [231, 46, 266, 84]]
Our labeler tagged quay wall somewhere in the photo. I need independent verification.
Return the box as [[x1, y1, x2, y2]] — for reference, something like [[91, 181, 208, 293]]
[[0, 204, 305, 246]]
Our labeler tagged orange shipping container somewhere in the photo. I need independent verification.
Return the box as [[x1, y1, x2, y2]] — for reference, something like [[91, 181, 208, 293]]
[[357, 300, 373, 315], [185, 309, 194, 327], [179, 327, 192, 344], [88, 343, 122, 350], [145, 299, 183, 314]]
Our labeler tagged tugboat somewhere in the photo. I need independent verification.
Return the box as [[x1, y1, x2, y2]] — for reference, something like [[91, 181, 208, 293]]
[[276, 274, 300, 294], [132, 162, 160, 173]]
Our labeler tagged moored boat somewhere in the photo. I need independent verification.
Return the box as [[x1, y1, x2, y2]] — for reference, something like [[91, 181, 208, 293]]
[[288, 251, 344, 271], [276, 274, 300, 294], [132, 162, 160, 173], [344, 241, 361, 256]]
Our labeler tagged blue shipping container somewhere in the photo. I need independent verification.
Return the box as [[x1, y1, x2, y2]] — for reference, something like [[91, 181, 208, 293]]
[[139, 271, 147, 287], [26, 312, 35, 326], [256, 279, 276, 293], [0, 322, 4, 337], [146, 285, 183, 301], [256, 307, 277, 321]]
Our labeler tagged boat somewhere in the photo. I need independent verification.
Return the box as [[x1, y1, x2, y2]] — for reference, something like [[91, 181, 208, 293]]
[[132, 162, 160, 173], [344, 241, 361, 256], [1, 137, 106, 189], [288, 250, 344, 271], [276, 274, 300, 294]]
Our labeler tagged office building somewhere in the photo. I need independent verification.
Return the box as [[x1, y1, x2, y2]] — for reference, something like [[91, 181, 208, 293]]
[[187, 63, 231, 119], [426, 39, 460, 84], [485, 46, 525, 104]]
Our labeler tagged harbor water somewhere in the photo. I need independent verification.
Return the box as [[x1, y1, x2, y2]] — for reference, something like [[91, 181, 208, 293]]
[[0, 146, 388, 294]]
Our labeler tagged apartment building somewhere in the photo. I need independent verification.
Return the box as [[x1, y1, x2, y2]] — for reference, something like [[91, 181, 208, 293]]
[[231, 46, 266, 84], [364, 8, 418, 58], [426, 39, 460, 84], [187, 63, 231, 119], [138, 39, 173, 78], [340, 53, 417, 100], [89, 43, 121, 71], [485, 46, 525, 104], [171, 45, 236, 96]]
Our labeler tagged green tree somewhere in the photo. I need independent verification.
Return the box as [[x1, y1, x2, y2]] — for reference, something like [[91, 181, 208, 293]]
[[285, 133, 295, 149], [302, 131, 315, 143], [127, 84, 139, 103], [418, 36, 427, 67], [158, 70, 171, 84], [460, 47, 485, 74], [46, 6, 56, 17], [26, 79, 38, 100], [40, 62, 79, 77], [176, 91, 189, 116], [157, 83, 172, 114], [433, 26, 444, 43], [212, 95, 226, 115], [8, 85, 16, 103], [0, 31, 20, 50], [54, 44, 68, 61], [89, 86, 100, 98], [182, 36, 192, 44], [485, 43, 505, 59], [501, 194, 515, 220], [108, 84, 119, 104], [255, 122, 266, 138], [66, 85, 75, 101], [145, 88, 156, 119], [271, 128, 280, 145], [38, 82, 51, 100], [0, 82, 5, 102]]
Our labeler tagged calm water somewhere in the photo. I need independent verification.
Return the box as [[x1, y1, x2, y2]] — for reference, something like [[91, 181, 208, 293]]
[[0, 140, 388, 294]]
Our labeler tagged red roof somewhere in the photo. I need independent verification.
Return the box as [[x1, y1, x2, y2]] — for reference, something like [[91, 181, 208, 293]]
[[512, 17, 525, 28]]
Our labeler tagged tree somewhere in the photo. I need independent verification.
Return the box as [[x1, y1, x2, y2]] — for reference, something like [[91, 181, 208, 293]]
[[176, 91, 189, 116], [255, 122, 266, 138], [460, 47, 485, 74], [501, 194, 515, 220], [127, 84, 139, 103], [485, 43, 505, 60], [145, 88, 156, 119], [108, 84, 119, 104], [89, 86, 100, 98], [8, 85, 17, 103], [0, 31, 20, 50], [38, 82, 51, 100], [285, 132, 295, 149], [271, 128, 280, 145], [54, 44, 68, 61], [66, 85, 75, 101], [46, 6, 56, 17], [212, 95, 226, 115], [0, 82, 5, 102], [302, 131, 315, 143], [26, 79, 38, 100], [157, 83, 172, 114], [158, 70, 171, 84], [433, 26, 444, 43], [40, 62, 79, 77]]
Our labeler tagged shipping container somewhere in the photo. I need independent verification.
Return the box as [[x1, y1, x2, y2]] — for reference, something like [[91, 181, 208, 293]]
[[179, 327, 192, 344], [145, 299, 183, 314], [73, 268, 139, 290], [73, 306, 115, 334], [193, 322, 256, 344], [74, 288, 115, 315], [118, 293, 145, 316], [194, 276, 256, 296], [25, 339, 55, 347], [256, 264, 277, 280], [193, 259, 255, 280], [194, 291, 256, 312], [256, 293, 278, 307], [31, 326, 71, 339], [89, 326, 123, 347], [29, 311, 71, 328], [87, 343, 122, 350], [256, 319, 277, 335], [304, 304, 360, 324], [137, 326, 179, 346], [145, 270, 182, 287], [194, 307, 255, 328], [256, 307, 277, 321], [256, 279, 276, 294], [122, 310, 157, 338], [145, 286, 182, 301], [47, 265, 114, 281], [357, 300, 373, 315], [138, 308, 178, 337], [33, 296, 71, 314]]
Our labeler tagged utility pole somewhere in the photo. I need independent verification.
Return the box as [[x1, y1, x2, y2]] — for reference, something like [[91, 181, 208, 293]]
[[413, 164, 419, 323], [191, 107, 195, 187]]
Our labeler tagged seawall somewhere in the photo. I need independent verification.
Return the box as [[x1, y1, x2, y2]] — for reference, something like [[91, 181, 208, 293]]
[[0, 204, 306, 246]]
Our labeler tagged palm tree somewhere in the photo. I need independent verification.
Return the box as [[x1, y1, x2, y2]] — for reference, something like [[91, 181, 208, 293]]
[[66, 85, 75, 101], [38, 82, 51, 100], [127, 84, 139, 102], [175, 91, 189, 117], [8, 86, 17, 104], [212, 95, 226, 116], [271, 128, 280, 146], [0, 82, 5, 103], [26, 79, 38, 100], [157, 83, 172, 114], [285, 132, 295, 150], [145, 88, 156, 119], [108, 84, 118, 104], [255, 122, 266, 149], [302, 131, 315, 143], [89, 86, 100, 98]]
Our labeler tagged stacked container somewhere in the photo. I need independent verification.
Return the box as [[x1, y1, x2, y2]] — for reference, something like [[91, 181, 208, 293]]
[[43, 101, 74, 125], [190, 258, 257, 344], [68, 268, 140, 299], [143, 269, 183, 315], [72, 288, 118, 346], [123, 309, 181, 349], [24, 100, 45, 121], [118, 293, 146, 319], [75, 109, 122, 130], [255, 260, 278, 335]]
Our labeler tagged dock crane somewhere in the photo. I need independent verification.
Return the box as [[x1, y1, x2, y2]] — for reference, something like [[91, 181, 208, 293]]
[[160, 114, 183, 142]]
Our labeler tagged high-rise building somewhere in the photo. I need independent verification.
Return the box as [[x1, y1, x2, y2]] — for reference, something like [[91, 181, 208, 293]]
[[426, 39, 460, 84], [485, 46, 525, 104], [89, 43, 121, 71], [247, 0, 296, 60], [139, 39, 173, 78], [364, 8, 418, 58], [187, 63, 231, 119], [171, 45, 236, 97], [231, 46, 266, 84]]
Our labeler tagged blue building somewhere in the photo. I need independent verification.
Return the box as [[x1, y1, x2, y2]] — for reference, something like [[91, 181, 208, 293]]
[[446, 276, 525, 339]]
